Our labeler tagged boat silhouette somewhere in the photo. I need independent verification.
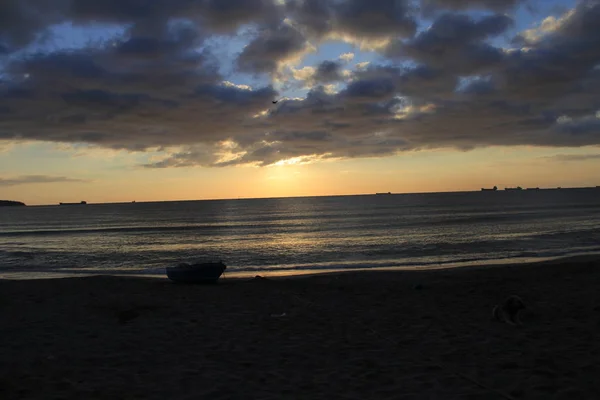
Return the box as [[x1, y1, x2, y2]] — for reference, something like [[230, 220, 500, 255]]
[[166, 261, 226, 284]]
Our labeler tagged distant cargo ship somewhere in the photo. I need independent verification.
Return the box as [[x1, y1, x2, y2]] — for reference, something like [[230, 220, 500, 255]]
[[505, 187, 523, 191], [481, 186, 498, 191], [526, 187, 540, 190], [376, 192, 392, 195], [59, 201, 87, 205]]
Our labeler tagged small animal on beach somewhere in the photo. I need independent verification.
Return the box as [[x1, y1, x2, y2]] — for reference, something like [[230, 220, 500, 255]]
[[492, 295, 526, 326]]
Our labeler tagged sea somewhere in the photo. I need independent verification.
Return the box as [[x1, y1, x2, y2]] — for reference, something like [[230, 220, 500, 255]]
[[1, 189, 600, 279]]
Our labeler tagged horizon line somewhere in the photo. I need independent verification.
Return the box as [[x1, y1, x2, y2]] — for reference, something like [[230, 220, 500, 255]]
[[17, 185, 600, 207]]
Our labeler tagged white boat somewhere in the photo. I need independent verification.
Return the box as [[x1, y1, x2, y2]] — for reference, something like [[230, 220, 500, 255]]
[[166, 261, 226, 284]]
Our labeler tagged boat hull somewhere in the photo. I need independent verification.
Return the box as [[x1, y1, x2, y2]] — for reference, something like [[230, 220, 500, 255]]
[[166, 262, 226, 284]]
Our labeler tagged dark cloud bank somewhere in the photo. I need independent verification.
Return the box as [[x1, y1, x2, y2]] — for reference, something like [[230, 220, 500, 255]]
[[0, 175, 89, 186], [0, 0, 599, 167]]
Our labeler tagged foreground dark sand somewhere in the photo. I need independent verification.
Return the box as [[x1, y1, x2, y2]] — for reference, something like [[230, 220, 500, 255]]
[[1, 259, 600, 400]]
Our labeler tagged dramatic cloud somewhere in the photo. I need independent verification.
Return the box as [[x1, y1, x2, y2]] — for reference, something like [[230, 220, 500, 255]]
[[0, 28, 277, 150], [0, 0, 282, 53], [421, 0, 526, 14], [0, 0, 65, 52], [386, 13, 513, 74], [237, 23, 311, 73], [0, 175, 89, 186], [330, 0, 418, 39], [290, 59, 349, 88], [286, 0, 418, 40], [1, 0, 600, 168], [312, 60, 347, 83]]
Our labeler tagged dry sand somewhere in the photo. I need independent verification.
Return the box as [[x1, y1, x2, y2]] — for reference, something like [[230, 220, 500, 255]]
[[1, 259, 600, 399]]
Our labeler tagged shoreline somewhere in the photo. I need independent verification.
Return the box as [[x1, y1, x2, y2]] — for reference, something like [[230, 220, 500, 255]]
[[1, 254, 599, 399], [2, 252, 600, 281]]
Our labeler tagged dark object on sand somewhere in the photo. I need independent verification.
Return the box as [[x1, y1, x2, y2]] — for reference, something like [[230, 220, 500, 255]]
[[166, 261, 226, 284], [492, 295, 526, 325]]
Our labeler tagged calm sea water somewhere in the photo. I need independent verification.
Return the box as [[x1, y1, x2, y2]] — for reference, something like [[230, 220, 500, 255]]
[[1, 189, 600, 278]]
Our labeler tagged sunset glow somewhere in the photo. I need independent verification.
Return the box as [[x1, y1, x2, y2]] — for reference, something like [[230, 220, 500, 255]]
[[0, 0, 599, 205]]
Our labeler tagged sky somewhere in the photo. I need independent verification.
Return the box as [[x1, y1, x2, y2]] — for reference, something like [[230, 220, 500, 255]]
[[0, 0, 599, 205]]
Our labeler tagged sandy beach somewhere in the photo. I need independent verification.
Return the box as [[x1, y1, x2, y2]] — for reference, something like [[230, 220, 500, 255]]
[[1, 259, 599, 399]]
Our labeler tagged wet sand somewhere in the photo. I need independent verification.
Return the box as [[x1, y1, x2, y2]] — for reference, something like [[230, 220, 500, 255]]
[[1, 258, 599, 399]]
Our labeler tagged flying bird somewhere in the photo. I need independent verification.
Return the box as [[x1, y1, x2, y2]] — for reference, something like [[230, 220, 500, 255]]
[[272, 100, 278, 104]]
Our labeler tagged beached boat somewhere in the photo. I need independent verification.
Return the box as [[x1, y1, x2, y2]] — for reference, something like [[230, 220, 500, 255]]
[[166, 261, 226, 284]]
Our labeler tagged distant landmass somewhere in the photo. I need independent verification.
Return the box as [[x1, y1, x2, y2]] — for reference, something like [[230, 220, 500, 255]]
[[0, 200, 26, 207]]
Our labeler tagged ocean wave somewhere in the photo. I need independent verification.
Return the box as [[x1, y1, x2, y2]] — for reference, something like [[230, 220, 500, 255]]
[[3, 210, 596, 239], [4, 248, 600, 280]]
